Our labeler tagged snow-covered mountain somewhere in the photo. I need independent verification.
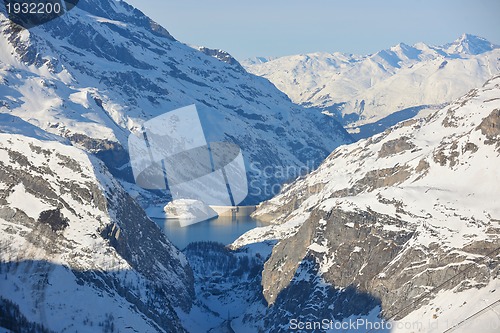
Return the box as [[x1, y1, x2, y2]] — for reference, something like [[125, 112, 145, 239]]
[[232, 75, 500, 332], [241, 56, 277, 66], [0, 0, 351, 206], [0, 130, 194, 332], [243, 34, 500, 139], [2, 1, 499, 332]]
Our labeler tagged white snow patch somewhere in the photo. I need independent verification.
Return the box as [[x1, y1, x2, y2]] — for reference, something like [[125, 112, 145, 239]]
[[308, 243, 328, 253], [164, 199, 217, 220], [6, 183, 53, 220], [352, 246, 362, 253]]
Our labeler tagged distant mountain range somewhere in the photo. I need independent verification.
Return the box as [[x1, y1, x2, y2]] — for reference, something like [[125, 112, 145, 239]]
[[242, 34, 500, 139]]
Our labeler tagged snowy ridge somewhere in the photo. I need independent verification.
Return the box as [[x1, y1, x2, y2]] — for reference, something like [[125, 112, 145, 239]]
[[243, 34, 500, 135], [232, 75, 500, 332]]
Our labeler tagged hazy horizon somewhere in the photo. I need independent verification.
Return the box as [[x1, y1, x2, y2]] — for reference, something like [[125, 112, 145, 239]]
[[125, 0, 500, 60]]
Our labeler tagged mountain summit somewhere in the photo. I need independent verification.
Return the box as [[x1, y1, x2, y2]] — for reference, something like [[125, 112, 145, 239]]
[[444, 33, 499, 55]]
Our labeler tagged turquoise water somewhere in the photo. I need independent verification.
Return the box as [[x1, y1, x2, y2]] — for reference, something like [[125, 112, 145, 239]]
[[154, 216, 267, 250]]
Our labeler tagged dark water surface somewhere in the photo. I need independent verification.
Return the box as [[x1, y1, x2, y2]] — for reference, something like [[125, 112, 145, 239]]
[[154, 216, 267, 250]]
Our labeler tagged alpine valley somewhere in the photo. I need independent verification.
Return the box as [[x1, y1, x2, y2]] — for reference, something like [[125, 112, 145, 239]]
[[0, 0, 499, 332]]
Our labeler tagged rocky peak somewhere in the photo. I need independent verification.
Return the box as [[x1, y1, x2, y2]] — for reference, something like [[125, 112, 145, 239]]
[[444, 33, 499, 55], [71, 0, 175, 39], [198, 46, 244, 70]]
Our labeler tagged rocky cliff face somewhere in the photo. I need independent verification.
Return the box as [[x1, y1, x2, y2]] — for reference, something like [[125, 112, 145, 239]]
[[0, 131, 194, 332], [233, 75, 500, 332]]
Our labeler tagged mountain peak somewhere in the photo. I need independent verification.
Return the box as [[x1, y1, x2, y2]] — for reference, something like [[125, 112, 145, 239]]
[[444, 33, 499, 55], [390, 42, 421, 58], [197, 46, 244, 70]]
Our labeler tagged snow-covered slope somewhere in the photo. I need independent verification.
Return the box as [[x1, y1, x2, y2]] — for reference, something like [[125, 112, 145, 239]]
[[232, 75, 500, 332], [0, 132, 194, 332], [0, 0, 351, 205], [243, 34, 500, 138]]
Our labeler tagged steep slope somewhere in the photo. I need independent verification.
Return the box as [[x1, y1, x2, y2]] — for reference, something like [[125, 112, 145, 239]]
[[233, 75, 500, 332], [0, 0, 351, 205], [0, 129, 195, 332], [243, 34, 500, 138]]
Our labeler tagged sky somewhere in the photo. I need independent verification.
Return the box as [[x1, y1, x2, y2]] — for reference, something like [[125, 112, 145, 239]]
[[125, 0, 500, 60]]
